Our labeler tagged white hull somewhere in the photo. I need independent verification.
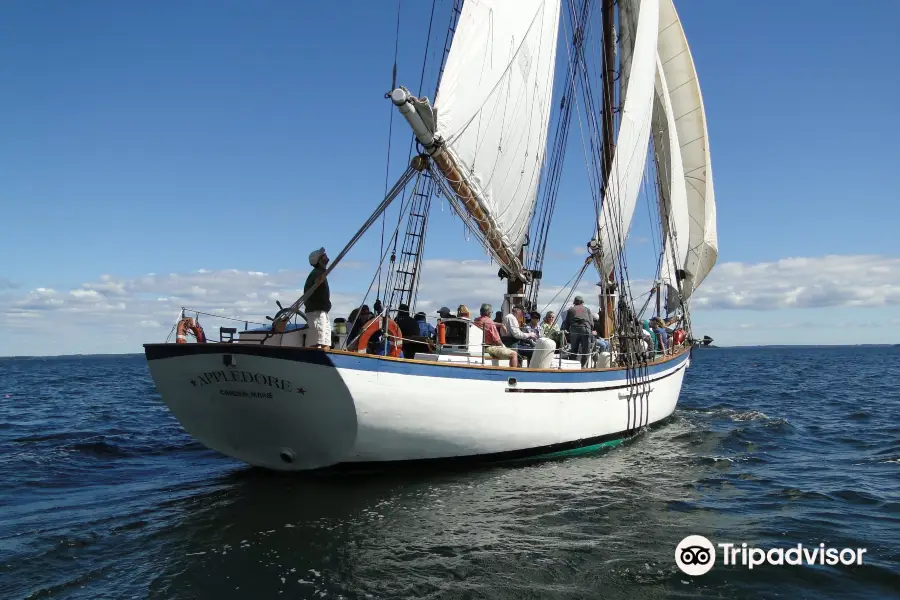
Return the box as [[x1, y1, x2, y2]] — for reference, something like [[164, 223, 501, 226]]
[[144, 344, 690, 471]]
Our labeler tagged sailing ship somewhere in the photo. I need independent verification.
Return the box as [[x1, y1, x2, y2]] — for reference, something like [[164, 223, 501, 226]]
[[144, 0, 718, 471]]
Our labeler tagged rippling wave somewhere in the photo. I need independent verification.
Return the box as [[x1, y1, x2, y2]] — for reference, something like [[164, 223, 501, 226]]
[[1, 347, 898, 599]]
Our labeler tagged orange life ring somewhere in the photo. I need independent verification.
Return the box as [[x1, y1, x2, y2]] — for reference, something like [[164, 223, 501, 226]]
[[176, 317, 207, 344], [356, 317, 402, 357]]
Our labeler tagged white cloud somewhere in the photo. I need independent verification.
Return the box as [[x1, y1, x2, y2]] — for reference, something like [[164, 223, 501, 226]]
[[0, 254, 898, 355], [692, 254, 900, 310]]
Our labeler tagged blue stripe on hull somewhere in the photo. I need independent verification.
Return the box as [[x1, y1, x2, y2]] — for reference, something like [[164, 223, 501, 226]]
[[326, 349, 689, 383]]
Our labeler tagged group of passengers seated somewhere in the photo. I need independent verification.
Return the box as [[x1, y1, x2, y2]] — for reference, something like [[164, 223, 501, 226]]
[[640, 315, 682, 356], [337, 296, 685, 368]]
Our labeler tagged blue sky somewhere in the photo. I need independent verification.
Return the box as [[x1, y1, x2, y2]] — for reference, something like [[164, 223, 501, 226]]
[[1, 0, 898, 356]]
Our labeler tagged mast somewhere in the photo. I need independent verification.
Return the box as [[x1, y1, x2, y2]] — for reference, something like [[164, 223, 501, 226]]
[[599, 0, 617, 340], [601, 0, 616, 183]]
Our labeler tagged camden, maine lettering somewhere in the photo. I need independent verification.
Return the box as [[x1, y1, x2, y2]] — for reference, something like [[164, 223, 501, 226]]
[[189, 370, 305, 395]]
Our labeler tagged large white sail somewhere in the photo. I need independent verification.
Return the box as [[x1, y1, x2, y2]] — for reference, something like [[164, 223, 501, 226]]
[[656, 0, 717, 297], [435, 0, 561, 267], [593, 0, 659, 277], [652, 54, 690, 294]]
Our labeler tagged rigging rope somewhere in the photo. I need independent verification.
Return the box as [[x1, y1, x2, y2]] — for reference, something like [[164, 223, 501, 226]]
[[344, 180, 419, 348], [378, 0, 404, 305], [381, 0, 443, 312], [526, 0, 590, 307]]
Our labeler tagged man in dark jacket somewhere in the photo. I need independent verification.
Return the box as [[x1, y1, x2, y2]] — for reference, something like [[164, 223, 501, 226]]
[[395, 304, 421, 358], [561, 295, 594, 368], [304, 247, 332, 349]]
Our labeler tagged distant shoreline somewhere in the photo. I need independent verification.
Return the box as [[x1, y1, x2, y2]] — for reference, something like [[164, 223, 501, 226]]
[[0, 344, 895, 360]]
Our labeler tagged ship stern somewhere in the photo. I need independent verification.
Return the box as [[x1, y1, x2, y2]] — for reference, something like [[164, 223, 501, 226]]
[[143, 344, 359, 471]]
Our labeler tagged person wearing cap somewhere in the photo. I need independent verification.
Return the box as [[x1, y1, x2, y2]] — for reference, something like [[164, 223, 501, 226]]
[[561, 295, 594, 368], [304, 247, 332, 349]]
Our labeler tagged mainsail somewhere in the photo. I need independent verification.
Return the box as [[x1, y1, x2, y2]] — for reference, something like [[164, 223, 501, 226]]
[[592, 0, 659, 277], [392, 0, 561, 281], [656, 0, 718, 298]]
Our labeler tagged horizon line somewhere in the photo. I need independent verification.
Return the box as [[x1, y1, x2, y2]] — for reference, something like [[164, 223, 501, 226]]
[[1, 343, 896, 360]]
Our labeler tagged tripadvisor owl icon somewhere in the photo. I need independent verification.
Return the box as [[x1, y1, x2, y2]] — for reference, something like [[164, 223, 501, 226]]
[[676, 535, 716, 575]]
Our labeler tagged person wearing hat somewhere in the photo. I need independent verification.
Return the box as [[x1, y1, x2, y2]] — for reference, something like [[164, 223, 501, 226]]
[[304, 247, 332, 349], [561, 295, 594, 368]]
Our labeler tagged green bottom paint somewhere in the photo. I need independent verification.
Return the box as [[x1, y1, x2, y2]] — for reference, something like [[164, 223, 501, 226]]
[[504, 437, 626, 463]]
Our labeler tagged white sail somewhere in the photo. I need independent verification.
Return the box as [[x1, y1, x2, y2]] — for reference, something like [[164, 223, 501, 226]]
[[434, 0, 562, 260], [652, 54, 690, 294], [656, 0, 717, 297], [593, 0, 659, 277]]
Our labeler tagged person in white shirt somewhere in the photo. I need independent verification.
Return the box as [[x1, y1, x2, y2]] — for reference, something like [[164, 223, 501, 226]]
[[502, 305, 536, 363]]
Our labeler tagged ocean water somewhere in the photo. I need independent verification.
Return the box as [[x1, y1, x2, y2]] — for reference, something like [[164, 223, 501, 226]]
[[1, 346, 898, 599]]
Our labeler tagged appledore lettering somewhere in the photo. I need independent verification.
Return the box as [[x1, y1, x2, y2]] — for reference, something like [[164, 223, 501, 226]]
[[189, 370, 306, 397]]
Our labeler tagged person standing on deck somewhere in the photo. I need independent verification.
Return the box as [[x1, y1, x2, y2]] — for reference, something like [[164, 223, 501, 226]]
[[561, 296, 594, 368], [304, 247, 332, 349]]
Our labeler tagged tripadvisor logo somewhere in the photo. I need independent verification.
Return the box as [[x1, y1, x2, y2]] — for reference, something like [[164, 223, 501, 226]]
[[675, 535, 868, 575], [676, 535, 716, 575]]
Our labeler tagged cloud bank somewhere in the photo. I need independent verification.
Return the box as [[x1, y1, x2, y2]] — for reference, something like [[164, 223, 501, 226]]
[[1, 254, 898, 355]]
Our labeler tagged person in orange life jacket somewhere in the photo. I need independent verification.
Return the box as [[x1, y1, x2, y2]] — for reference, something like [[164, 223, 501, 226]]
[[304, 247, 332, 349], [561, 296, 594, 368]]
